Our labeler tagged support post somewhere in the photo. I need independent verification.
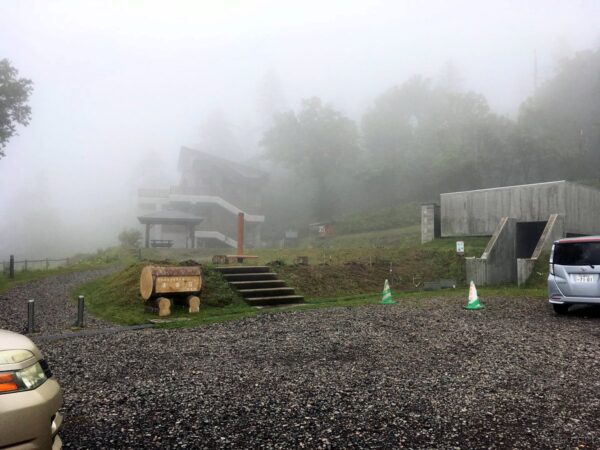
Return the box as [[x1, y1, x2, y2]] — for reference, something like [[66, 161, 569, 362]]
[[189, 224, 196, 249], [145, 224, 150, 248], [46, 259, 49, 270], [237, 212, 245, 258], [9, 255, 14, 279], [76, 295, 85, 328], [27, 299, 35, 334]]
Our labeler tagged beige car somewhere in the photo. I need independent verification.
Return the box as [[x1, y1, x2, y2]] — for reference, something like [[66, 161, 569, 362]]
[[0, 330, 63, 449]]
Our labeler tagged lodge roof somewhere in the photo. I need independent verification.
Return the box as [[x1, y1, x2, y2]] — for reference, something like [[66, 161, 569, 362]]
[[177, 146, 267, 180], [137, 209, 204, 225]]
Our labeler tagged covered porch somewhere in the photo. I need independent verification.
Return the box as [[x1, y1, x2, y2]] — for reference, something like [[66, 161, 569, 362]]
[[137, 210, 204, 249]]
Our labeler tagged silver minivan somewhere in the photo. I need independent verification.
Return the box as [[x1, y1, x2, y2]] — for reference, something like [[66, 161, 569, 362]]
[[548, 236, 600, 314]]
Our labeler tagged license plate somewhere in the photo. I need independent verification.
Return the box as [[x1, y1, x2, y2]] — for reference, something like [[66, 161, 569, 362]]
[[575, 274, 595, 283]]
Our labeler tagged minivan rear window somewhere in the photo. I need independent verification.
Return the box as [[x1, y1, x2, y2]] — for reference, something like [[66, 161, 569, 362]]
[[553, 242, 600, 266]]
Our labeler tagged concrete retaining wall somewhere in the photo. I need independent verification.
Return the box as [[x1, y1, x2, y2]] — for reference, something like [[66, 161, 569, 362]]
[[441, 181, 600, 237], [517, 214, 564, 286], [564, 183, 600, 235], [421, 203, 440, 243], [441, 181, 565, 237], [466, 217, 517, 285]]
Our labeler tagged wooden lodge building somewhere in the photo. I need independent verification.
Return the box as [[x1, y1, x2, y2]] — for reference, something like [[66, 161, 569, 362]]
[[137, 147, 267, 249]]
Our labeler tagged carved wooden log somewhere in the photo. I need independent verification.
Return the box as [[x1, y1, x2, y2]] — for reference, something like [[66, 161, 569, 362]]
[[144, 296, 172, 317], [186, 295, 200, 314], [140, 265, 202, 301]]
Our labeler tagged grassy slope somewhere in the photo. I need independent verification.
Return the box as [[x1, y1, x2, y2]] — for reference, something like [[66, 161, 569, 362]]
[[0, 246, 143, 294], [79, 262, 252, 327], [256, 228, 490, 298], [75, 224, 545, 329], [334, 203, 421, 234]]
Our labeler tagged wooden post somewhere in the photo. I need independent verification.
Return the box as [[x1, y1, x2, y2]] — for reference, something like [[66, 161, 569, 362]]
[[76, 295, 85, 327], [9, 255, 14, 279], [145, 224, 150, 248], [237, 212, 244, 257]]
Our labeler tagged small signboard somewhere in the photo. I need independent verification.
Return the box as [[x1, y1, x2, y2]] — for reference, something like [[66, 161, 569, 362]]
[[456, 241, 465, 255], [285, 230, 298, 239]]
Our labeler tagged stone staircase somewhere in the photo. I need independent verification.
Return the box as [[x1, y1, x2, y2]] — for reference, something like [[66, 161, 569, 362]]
[[215, 266, 304, 306]]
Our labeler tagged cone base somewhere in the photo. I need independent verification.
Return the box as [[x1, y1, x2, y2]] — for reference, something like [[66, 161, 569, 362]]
[[380, 299, 396, 305], [464, 303, 484, 310]]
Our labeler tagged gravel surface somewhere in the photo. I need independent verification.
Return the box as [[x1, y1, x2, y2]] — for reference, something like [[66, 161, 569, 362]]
[[39, 296, 600, 449], [0, 268, 116, 334]]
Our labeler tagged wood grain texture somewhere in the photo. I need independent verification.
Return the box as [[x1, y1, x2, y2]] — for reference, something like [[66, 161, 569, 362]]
[[139, 265, 202, 301]]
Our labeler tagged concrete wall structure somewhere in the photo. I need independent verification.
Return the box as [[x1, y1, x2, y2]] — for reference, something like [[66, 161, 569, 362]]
[[517, 214, 564, 286], [440, 181, 600, 237], [564, 183, 600, 235], [421, 203, 440, 243], [434, 181, 600, 286], [466, 218, 517, 285]]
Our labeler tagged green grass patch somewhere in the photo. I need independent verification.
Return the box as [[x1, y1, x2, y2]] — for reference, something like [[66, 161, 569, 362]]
[[0, 246, 142, 295], [77, 262, 255, 328], [0, 260, 122, 295], [76, 258, 546, 330], [523, 253, 550, 289], [252, 226, 488, 266], [334, 203, 421, 234], [305, 284, 545, 308], [71, 223, 543, 329]]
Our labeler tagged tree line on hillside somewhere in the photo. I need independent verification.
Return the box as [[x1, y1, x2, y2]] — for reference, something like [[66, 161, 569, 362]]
[[260, 49, 600, 233]]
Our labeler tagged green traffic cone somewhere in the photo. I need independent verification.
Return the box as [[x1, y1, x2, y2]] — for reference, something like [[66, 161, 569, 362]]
[[380, 279, 396, 305], [464, 281, 484, 310]]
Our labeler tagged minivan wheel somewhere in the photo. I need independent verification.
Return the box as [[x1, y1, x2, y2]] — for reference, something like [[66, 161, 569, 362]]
[[553, 303, 569, 315]]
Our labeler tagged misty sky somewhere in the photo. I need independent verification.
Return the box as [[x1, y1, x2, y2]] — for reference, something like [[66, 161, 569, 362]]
[[0, 0, 599, 256]]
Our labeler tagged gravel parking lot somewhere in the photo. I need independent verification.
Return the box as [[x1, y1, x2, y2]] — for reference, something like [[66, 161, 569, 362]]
[[38, 295, 600, 449], [0, 268, 116, 334]]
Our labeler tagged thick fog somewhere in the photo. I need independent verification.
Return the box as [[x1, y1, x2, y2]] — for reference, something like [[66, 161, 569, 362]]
[[0, 0, 599, 258]]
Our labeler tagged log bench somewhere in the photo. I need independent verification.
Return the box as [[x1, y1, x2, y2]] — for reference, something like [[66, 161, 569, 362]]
[[150, 239, 174, 248], [226, 255, 259, 264], [140, 265, 202, 316]]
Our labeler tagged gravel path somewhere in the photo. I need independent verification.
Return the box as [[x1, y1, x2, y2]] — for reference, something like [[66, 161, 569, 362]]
[[0, 268, 117, 334], [39, 296, 600, 449]]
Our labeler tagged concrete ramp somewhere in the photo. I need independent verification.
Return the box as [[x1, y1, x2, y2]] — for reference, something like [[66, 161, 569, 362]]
[[195, 230, 237, 248], [466, 217, 517, 285], [517, 214, 564, 286]]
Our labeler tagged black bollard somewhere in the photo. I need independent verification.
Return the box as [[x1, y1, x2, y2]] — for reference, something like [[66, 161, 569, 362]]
[[27, 299, 35, 334], [76, 295, 85, 328], [9, 255, 14, 279]]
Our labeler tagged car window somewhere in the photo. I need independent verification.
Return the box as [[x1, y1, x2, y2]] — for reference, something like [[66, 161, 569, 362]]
[[554, 242, 600, 266]]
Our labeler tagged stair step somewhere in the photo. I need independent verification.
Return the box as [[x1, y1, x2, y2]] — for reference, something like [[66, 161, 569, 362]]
[[215, 266, 270, 274], [238, 287, 295, 298], [221, 272, 278, 282], [229, 280, 287, 289], [244, 295, 305, 306]]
